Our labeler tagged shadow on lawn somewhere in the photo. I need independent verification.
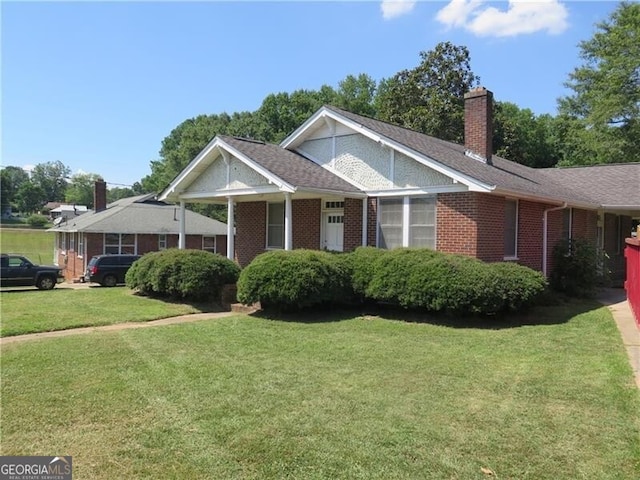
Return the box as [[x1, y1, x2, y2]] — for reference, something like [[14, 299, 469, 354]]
[[249, 296, 607, 330]]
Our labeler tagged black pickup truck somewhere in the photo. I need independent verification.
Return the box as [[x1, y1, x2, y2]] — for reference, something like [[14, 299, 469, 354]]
[[0, 254, 65, 290]]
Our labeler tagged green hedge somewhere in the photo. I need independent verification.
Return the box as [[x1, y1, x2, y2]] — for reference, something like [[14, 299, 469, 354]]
[[355, 247, 547, 315], [550, 238, 601, 298], [236, 249, 351, 311], [125, 249, 240, 301]]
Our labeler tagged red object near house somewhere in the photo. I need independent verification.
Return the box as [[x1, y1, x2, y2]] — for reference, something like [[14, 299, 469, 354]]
[[625, 238, 640, 329]]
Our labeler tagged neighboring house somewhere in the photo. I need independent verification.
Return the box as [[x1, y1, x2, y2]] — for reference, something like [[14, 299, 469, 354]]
[[160, 87, 640, 283], [50, 204, 89, 224], [49, 181, 228, 282]]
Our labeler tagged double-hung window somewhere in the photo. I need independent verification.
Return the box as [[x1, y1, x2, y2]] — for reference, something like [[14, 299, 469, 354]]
[[267, 202, 285, 249], [504, 199, 518, 259], [378, 196, 436, 249], [105, 233, 136, 254]]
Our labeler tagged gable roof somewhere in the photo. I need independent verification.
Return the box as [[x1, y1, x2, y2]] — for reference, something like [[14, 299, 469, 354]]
[[48, 194, 227, 235]]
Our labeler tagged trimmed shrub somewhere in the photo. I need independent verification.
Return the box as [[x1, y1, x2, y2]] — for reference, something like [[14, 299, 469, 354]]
[[26, 214, 48, 228], [550, 238, 601, 298], [237, 249, 351, 311], [348, 246, 389, 298], [125, 249, 240, 301], [364, 248, 547, 315]]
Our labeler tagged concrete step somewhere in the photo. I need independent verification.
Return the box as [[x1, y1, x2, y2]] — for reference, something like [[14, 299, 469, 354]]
[[230, 303, 260, 314]]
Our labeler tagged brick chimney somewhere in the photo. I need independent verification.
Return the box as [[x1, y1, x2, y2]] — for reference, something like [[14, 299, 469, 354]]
[[464, 87, 493, 165], [94, 180, 107, 212]]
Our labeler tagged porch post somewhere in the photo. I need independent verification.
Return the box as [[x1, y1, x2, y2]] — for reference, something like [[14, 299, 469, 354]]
[[362, 198, 368, 246], [178, 200, 186, 249], [227, 197, 235, 261], [284, 192, 293, 250]]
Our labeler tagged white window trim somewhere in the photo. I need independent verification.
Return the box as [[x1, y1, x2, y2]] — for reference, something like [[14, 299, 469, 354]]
[[266, 202, 285, 250], [77, 233, 84, 258], [159, 234, 167, 250], [61, 232, 67, 254], [103, 233, 138, 255], [504, 198, 519, 260], [377, 195, 436, 249], [202, 235, 216, 253]]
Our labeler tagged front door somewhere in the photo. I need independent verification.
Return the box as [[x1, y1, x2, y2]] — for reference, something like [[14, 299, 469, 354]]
[[323, 213, 344, 252]]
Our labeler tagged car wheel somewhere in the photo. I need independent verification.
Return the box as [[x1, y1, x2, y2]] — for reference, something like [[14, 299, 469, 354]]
[[102, 274, 117, 287], [36, 276, 56, 290]]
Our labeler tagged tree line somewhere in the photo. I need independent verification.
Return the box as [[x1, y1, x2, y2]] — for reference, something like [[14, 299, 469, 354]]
[[2, 2, 637, 218]]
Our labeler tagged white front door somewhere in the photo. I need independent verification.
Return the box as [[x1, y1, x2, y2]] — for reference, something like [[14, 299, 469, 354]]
[[323, 213, 344, 252]]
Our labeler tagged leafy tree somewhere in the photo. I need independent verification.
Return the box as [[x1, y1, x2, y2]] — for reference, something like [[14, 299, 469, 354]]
[[376, 42, 479, 142], [334, 74, 378, 117], [493, 102, 560, 168], [65, 173, 104, 208], [0, 166, 30, 211], [557, 2, 640, 165], [15, 182, 47, 214], [30, 160, 70, 202], [107, 186, 136, 203]]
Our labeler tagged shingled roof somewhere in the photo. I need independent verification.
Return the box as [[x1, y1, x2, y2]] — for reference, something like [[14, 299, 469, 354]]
[[48, 194, 227, 235], [321, 106, 601, 207], [219, 135, 361, 195]]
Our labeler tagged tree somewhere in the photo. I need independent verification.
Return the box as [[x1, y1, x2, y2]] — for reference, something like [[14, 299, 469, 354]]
[[15, 182, 46, 214], [65, 173, 104, 208], [107, 186, 136, 203], [376, 42, 479, 142], [557, 2, 640, 165], [493, 102, 560, 168], [334, 74, 378, 117], [30, 161, 71, 202], [0, 166, 30, 211]]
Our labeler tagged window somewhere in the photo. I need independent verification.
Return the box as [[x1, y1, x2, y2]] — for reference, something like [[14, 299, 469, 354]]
[[378, 196, 436, 249], [203, 236, 216, 253], [159, 234, 167, 250], [78, 233, 84, 257], [562, 208, 572, 240], [61, 233, 66, 252], [69, 233, 75, 252], [267, 202, 285, 249], [409, 197, 436, 247], [504, 199, 518, 258], [325, 201, 345, 209], [104, 233, 136, 254]]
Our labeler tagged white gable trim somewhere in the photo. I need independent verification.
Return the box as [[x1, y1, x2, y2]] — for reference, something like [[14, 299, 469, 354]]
[[160, 137, 296, 202], [282, 107, 495, 194]]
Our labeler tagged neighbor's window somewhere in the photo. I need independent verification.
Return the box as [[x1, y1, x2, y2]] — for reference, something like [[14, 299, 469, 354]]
[[378, 196, 436, 249], [158, 234, 167, 250], [562, 208, 572, 240], [504, 199, 518, 258], [78, 233, 84, 257], [69, 232, 75, 252], [104, 233, 136, 254], [267, 202, 285, 249], [61, 232, 67, 252], [203, 236, 216, 253]]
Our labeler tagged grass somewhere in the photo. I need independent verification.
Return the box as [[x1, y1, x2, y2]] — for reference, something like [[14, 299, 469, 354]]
[[1, 302, 639, 479], [0, 287, 219, 337], [0, 228, 54, 264]]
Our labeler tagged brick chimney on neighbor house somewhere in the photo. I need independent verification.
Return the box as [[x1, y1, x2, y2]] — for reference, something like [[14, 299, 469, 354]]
[[464, 86, 493, 165], [94, 180, 107, 212]]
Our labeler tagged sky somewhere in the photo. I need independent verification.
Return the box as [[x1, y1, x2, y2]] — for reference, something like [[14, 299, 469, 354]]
[[1, 1, 623, 188]]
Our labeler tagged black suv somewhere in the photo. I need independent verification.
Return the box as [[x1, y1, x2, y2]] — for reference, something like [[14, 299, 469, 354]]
[[84, 254, 141, 287], [0, 254, 65, 290]]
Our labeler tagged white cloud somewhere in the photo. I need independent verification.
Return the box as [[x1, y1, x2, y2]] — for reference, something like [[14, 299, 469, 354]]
[[381, 0, 416, 20], [436, 0, 569, 37]]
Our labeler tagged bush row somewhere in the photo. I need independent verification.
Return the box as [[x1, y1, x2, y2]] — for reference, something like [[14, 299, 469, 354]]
[[237, 247, 548, 315], [126, 249, 240, 301]]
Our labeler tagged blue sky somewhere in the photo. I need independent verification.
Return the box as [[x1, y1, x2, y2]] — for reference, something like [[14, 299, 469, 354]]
[[1, 1, 621, 188]]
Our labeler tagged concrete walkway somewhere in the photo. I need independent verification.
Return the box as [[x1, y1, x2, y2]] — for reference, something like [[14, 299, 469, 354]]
[[597, 288, 640, 389], [0, 312, 235, 346]]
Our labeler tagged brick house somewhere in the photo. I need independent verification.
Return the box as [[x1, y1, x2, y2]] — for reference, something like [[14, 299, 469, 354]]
[[49, 182, 228, 282], [159, 87, 639, 282]]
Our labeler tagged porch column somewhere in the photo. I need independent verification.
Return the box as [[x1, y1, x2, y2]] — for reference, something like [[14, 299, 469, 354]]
[[227, 197, 235, 261], [178, 200, 186, 249], [284, 192, 293, 250], [362, 198, 368, 246]]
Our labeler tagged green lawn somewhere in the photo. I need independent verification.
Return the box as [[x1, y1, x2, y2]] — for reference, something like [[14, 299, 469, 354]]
[[1, 303, 638, 479], [0, 228, 54, 264], [0, 287, 219, 337]]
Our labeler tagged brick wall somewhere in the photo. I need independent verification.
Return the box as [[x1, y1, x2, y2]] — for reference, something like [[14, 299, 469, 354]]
[[436, 192, 479, 257], [517, 200, 546, 271], [476, 193, 505, 262], [236, 201, 267, 267], [292, 199, 321, 250], [344, 198, 363, 251]]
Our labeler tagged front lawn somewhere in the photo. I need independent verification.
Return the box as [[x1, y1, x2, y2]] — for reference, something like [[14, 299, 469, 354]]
[[0, 287, 218, 337], [1, 302, 638, 479], [0, 228, 54, 264]]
